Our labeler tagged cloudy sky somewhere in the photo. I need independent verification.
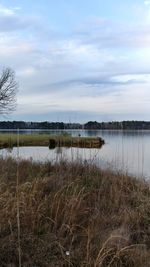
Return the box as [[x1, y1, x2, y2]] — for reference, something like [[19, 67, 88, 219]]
[[0, 0, 150, 122]]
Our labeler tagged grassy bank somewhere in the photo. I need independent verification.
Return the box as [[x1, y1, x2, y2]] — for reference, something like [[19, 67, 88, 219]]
[[0, 158, 149, 266], [0, 133, 104, 149]]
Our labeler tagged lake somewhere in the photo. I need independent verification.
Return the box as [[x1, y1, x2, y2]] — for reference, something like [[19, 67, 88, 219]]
[[0, 129, 150, 179]]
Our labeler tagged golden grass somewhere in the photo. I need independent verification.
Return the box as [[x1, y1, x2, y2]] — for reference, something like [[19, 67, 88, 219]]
[[0, 158, 149, 266]]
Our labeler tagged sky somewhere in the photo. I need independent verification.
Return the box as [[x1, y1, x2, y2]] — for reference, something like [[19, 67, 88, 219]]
[[0, 0, 150, 122]]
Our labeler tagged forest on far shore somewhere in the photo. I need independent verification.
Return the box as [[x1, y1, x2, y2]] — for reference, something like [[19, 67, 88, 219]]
[[0, 120, 150, 130]]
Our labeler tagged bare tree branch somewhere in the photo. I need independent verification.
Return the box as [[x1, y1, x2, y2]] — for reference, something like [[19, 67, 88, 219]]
[[0, 67, 18, 114]]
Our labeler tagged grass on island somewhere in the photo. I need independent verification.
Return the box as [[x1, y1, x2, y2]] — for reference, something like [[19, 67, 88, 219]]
[[0, 133, 104, 149], [0, 158, 149, 266]]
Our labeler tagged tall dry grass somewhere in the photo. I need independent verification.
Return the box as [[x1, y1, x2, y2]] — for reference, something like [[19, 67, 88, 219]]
[[0, 157, 149, 266]]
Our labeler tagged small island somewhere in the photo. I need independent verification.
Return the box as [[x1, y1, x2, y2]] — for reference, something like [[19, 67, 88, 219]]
[[0, 133, 105, 149]]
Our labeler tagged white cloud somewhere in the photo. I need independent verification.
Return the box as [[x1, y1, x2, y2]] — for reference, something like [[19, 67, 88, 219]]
[[0, 4, 15, 16], [144, 1, 150, 6], [13, 7, 21, 11], [0, 4, 21, 16], [18, 67, 37, 77], [112, 74, 150, 83]]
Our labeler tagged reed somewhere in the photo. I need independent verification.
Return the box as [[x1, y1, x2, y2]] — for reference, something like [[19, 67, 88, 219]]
[[0, 158, 149, 266]]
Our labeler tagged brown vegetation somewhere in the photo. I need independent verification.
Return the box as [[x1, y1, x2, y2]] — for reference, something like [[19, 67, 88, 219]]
[[0, 157, 149, 266]]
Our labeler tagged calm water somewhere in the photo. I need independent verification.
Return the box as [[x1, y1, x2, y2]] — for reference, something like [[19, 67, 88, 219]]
[[0, 129, 150, 179]]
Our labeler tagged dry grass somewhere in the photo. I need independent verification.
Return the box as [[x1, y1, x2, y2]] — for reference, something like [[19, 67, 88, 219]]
[[0, 157, 149, 266]]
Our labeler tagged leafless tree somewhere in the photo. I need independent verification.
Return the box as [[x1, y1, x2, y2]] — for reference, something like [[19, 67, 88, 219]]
[[0, 67, 18, 114]]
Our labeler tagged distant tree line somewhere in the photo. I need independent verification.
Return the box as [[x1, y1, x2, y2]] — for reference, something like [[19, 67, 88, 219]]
[[0, 120, 150, 130], [0, 121, 81, 129], [84, 121, 150, 130]]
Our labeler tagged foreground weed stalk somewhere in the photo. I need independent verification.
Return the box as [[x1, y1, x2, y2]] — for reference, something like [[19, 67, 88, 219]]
[[17, 129, 21, 267]]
